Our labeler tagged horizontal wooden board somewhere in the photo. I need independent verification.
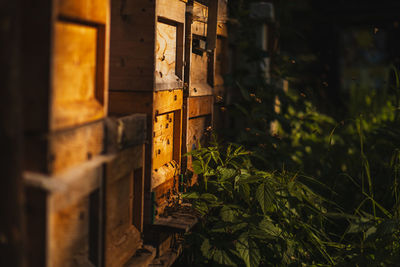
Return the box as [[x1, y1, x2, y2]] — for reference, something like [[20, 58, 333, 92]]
[[24, 121, 104, 174], [49, 121, 104, 174], [109, 91, 153, 116], [52, 21, 104, 130], [157, 0, 186, 23], [105, 114, 147, 153], [188, 95, 213, 118], [153, 89, 183, 115], [57, 0, 108, 23]]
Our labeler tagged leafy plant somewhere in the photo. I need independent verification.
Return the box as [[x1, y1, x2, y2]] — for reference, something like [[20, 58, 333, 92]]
[[179, 140, 343, 266]]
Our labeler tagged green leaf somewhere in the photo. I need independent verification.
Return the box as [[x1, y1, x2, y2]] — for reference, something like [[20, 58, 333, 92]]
[[200, 193, 218, 202], [259, 217, 281, 237], [201, 238, 237, 266], [235, 233, 261, 267], [220, 206, 238, 222], [201, 238, 212, 259], [213, 249, 238, 266], [182, 191, 200, 199], [192, 160, 203, 174], [256, 182, 275, 214], [217, 166, 237, 181], [239, 183, 251, 204]]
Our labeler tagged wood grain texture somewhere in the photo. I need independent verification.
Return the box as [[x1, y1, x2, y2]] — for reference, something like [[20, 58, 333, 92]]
[[153, 89, 183, 115], [157, 0, 186, 23], [49, 121, 104, 174], [109, 91, 153, 116], [105, 114, 147, 153], [189, 52, 213, 96], [105, 145, 145, 267], [188, 95, 213, 118], [52, 22, 104, 130], [155, 22, 183, 90], [192, 1, 208, 36], [105, 173, 141, 267], [153, 114, 174, 170], [57, 0, 108, 23], [152, 161, 179, 190], [48, 197, 94, 267], [24, 121, 104, 174], [109, 0, 156, 92]]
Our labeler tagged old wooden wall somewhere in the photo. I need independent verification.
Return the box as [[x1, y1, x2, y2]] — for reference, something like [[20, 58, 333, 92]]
[[8, 0, 230, 266]]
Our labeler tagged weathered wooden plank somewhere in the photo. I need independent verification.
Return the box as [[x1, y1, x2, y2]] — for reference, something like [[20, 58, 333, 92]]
[[105, 114, 147, 153], [109, 91, 153, 116], [24, 155, 111, 213], [104, 143, 146, 266], [48, 197, 93, 267], [153, 90, 183, 115], [188, 95, 213, 118], [189, 53, 213, 96], [57, 0, 108, 23], [152, 213, 197, 233], [124, 245, 156, 267], [49, 121, 104, 174], [109, 0, 156, 92], [105, 173, 142, 267], [157, 0, 186, 24]]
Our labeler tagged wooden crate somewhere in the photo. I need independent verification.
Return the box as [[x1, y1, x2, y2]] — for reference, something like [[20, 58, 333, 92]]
[[109, 0, 187, 220], [182, 0, 218, 174], [22, 0, 110, 174]]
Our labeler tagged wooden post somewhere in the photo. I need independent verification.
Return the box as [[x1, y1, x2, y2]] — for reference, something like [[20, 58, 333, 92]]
[[0, 0, 25, 266]]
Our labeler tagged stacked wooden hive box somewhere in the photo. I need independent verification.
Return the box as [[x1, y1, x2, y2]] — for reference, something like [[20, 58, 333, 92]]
[[20, 0, 230, 266]]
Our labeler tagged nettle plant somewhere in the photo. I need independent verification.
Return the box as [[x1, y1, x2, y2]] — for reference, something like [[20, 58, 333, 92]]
[[181, 139, 340, 267]]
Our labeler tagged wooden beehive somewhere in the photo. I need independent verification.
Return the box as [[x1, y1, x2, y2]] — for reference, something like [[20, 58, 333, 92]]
[[109, 0, 187, 220], [21, 0, 110, 266], [183, 0, 218, 174], [22, 0, 110, 174]]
